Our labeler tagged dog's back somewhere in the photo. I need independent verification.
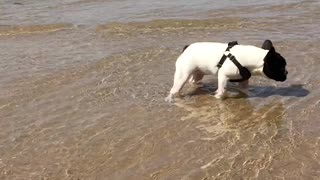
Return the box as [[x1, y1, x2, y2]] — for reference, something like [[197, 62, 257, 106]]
[[177, 42, 228, 75], [178, 42, 268, 74]]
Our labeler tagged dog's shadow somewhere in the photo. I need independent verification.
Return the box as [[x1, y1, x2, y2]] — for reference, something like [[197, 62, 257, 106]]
[[249, 84, 309, 98], [187, 83, 309, 98]]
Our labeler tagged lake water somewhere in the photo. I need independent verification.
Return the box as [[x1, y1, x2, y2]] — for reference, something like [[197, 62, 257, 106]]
[[1, 0, 320, 179]]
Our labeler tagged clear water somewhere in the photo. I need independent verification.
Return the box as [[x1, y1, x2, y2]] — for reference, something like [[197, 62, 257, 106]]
[[1, 0, 319, 179]]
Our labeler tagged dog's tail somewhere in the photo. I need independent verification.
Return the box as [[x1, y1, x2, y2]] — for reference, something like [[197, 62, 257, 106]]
[[182, 45, 190, 52]]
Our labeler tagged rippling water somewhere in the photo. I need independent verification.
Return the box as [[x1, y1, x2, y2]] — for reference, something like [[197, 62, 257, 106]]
[[1, 0, 320, 179]]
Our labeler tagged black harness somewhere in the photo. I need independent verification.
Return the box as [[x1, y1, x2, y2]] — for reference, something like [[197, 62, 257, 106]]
[[217, 41, 251, 82]]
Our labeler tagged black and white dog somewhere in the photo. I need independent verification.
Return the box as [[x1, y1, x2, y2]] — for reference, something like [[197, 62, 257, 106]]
[[165, 40, 288, 102]]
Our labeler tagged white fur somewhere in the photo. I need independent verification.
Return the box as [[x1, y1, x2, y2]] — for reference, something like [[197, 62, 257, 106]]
[[165, 42, 269, 102]]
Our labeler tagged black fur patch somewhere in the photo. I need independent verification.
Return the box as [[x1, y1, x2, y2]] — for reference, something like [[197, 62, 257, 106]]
[[182, 45, 190, 52], [263, 46, 287, 82]]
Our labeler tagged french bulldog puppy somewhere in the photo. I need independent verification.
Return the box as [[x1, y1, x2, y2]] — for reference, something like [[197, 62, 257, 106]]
[[165, 40, 288, 102]]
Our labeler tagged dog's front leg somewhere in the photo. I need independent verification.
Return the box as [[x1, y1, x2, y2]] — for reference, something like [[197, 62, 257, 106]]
[[238, 80, 250, 96], [239, 80, 249, 95], [214, 72, 228, 99]]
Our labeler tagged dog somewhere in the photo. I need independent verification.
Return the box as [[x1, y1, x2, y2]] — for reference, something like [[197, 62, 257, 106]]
[[165, 40, 288, 102]]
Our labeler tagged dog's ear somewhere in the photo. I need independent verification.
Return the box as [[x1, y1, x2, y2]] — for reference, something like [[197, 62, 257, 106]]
[[269, 46, 276, 54], [264, 45, 276, 61], [261, 39, 274, 50]]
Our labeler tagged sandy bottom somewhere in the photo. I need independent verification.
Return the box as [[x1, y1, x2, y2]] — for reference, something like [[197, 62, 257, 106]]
[[1, 1, 320, 179]]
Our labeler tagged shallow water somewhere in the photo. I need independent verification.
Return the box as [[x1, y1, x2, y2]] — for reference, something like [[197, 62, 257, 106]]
[[1, 0, 320, 179]]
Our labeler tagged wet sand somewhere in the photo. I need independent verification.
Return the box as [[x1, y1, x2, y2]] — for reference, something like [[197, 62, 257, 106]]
[[1, 0, 320, 179]]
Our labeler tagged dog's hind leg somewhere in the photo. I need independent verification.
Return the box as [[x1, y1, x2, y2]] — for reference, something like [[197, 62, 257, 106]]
[[188, 70, 204, 86], [165, 67, 193, 103]]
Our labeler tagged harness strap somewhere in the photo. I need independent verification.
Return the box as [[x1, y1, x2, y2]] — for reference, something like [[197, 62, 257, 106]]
[[217, 41, 238, 68], [217, 41, 251, 82], [226, 54, 251, 82], [227, 54, 242, 70]]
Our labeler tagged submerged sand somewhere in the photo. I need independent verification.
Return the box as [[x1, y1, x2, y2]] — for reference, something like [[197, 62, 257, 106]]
[[1, 0, 320, 179]]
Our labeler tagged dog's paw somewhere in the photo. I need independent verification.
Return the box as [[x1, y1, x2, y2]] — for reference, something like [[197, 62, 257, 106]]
[[165, 96, 174, 103], [214, 93, 226, 99]]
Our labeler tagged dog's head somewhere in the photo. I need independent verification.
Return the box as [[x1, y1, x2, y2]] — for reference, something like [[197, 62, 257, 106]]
[[262, 40, 288, 82]]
